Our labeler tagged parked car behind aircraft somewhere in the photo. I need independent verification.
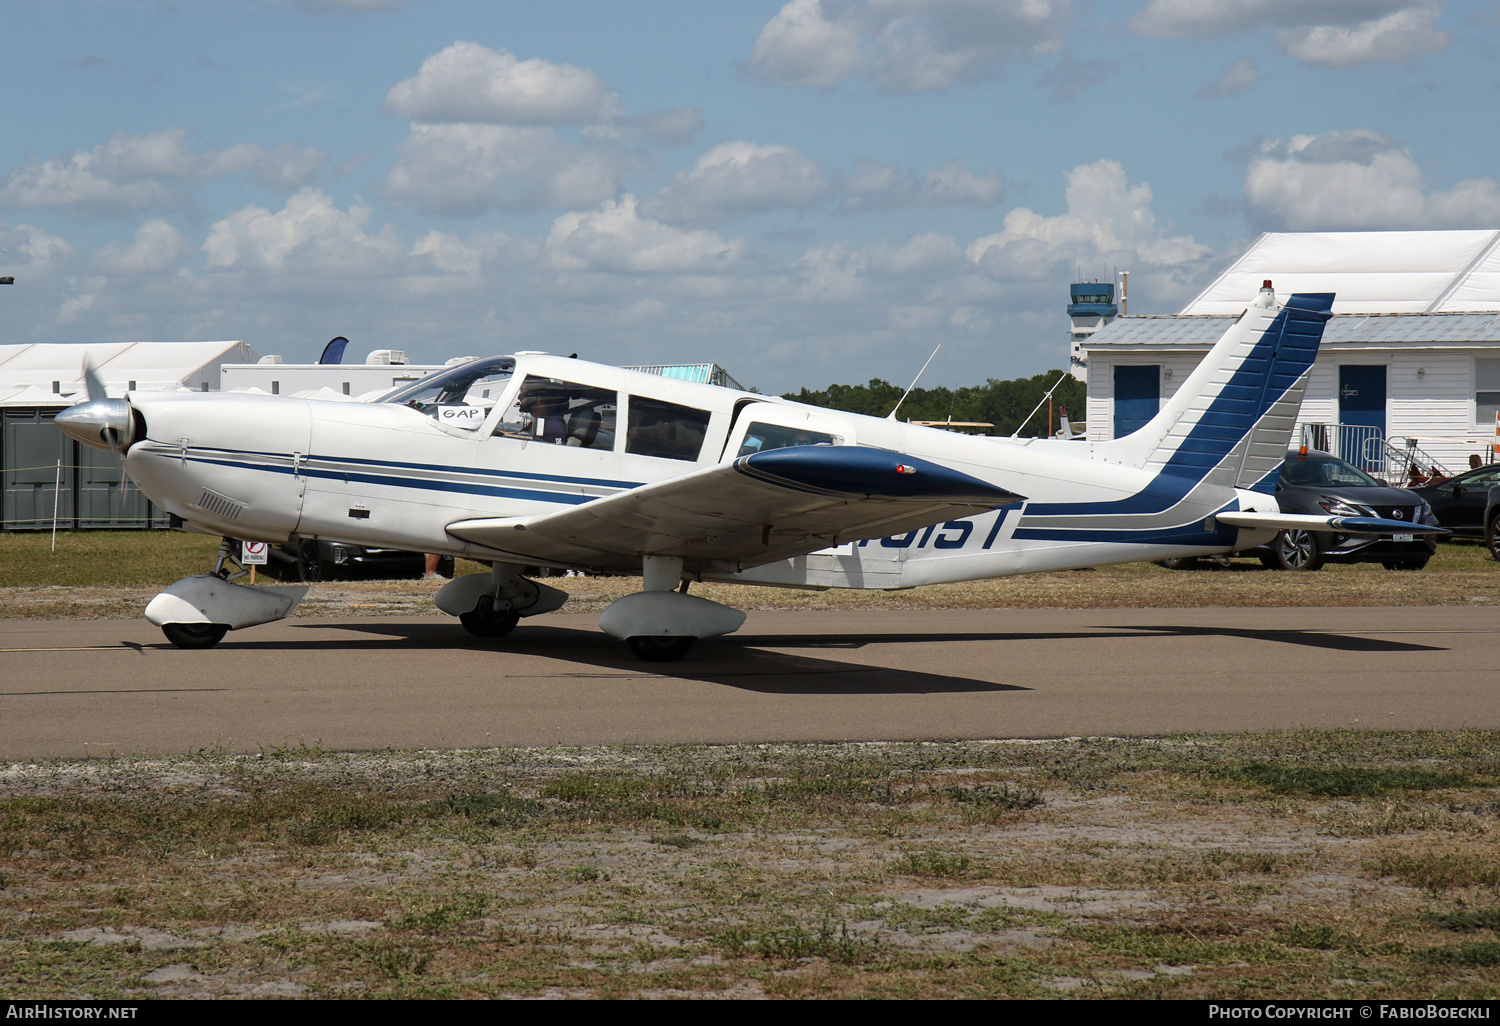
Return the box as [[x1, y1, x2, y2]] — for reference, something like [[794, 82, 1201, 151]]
[[1411, 463, 1500, 539], [263, 540, 453, 582], [1157, 450, 1438, 572], [1256, 450, 1437, 571]]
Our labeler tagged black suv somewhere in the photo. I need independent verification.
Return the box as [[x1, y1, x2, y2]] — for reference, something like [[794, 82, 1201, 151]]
[[1411, 463, 1500, 540], [265, 540, 453, 582], [1257, 450, 1437, 571]]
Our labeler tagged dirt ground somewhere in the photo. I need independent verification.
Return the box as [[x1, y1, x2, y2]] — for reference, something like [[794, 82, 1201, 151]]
[[2, 736, 1498, 999], [3, 540, 1498, 998]]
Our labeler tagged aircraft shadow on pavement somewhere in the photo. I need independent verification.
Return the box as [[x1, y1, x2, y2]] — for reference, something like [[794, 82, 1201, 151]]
[[1111, 624, 1445, 653], [264, 622, 1024, 696], [234, 617, 1448, 695]]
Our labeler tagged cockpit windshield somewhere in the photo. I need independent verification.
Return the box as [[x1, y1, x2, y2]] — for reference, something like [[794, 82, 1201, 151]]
[[376, 357, 515, 431]]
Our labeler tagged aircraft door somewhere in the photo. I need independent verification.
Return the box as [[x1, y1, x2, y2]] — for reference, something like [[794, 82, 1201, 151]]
[[723, 402, 853, 460]]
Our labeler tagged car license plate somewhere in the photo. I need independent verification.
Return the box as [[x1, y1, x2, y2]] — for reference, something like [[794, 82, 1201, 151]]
[[1393, 533, 1414, 542]]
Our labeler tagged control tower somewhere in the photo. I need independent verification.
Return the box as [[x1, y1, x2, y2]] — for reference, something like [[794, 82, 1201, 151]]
[[1067, 280, 1118, 382]]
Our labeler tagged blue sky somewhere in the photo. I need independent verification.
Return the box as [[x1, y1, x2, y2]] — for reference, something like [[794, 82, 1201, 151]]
[[3, 0, 1498, 393]]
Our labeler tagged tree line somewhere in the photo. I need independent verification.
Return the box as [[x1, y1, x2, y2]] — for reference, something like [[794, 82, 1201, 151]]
[[783, 370, 1086, 437]]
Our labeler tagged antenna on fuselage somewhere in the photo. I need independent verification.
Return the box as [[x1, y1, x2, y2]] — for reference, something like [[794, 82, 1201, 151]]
[[887, 345, 940, 421], [1011, 371, 1071, 439]]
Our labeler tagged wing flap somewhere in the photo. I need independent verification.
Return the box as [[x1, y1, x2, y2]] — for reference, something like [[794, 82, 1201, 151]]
[[447, 445, 1024, 573]]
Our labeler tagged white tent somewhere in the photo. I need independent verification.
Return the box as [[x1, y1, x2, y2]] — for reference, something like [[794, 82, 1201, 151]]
[[0, 340, 258, 403], [1181, 230, 1500, 316]]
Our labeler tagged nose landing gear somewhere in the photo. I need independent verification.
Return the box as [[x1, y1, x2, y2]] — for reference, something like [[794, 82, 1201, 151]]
[[147, 536, 308, 649]]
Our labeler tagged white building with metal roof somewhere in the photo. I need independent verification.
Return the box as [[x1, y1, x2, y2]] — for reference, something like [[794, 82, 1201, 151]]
[[1080, 231, 1500, 479]]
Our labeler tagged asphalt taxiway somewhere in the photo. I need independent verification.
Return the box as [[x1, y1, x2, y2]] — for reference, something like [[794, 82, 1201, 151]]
[[2, 606, 1496, 759]]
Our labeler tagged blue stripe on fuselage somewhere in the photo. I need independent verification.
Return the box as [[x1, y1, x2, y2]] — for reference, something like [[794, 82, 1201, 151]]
[[178, 448, 625, 506]]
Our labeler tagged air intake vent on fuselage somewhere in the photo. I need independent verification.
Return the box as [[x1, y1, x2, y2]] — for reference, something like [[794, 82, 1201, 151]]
[[196, 488, 247, 521]]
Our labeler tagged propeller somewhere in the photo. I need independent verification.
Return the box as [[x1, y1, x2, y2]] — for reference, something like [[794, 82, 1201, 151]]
[[55, 358, 138, 491]]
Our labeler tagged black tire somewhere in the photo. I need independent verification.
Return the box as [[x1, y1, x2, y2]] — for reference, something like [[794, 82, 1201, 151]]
[[1272, 530, 1323, 571], [296, 541, 334, 583], [161, 622, 229, 649], [627, 635, 695, 662], [1154, 557, 1197, 570], [1488, 514, 1500, 562], [459, 599, 520, 638], [1382, 560, 1429, 571]]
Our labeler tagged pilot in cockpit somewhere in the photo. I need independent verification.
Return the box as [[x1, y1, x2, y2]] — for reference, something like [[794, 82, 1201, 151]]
[[519, 390, 568, 443]]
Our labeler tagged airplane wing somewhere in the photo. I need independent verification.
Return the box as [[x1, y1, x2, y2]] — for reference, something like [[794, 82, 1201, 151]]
[[1216, 511, 1448, 536], [445, 445, 1024, 575]]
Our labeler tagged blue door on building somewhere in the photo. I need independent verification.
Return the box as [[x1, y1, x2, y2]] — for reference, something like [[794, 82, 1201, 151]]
[[1338, 365, 1386, 470], [1114, 365, 1160, 438]]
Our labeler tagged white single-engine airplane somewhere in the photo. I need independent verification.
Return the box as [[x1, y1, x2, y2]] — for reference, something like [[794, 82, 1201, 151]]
[[56, 283, 1442, 660]]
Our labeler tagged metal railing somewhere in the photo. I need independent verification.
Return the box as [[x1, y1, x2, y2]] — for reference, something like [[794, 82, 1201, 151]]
[[1299, 424, 1453, 484], [1382, 437, 1451, 487], [1300, 423, 1385, 473]]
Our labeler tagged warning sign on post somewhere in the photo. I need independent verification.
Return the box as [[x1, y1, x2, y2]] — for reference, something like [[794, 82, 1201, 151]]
[[242, 540, 269, 565]]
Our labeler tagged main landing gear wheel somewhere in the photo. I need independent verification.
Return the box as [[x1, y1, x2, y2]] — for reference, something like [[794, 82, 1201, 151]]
[[626, 635, 695, 662], [1269, 529, 1323, 571], [161, 623, 229, 650], [460, 600, 520, 638]]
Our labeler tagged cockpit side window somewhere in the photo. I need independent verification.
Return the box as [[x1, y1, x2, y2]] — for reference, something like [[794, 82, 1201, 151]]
[[736, 422, 837, 458], [625, 396, 711, 461], [492, 375, 618, 451], [376, 357, 515, 432]]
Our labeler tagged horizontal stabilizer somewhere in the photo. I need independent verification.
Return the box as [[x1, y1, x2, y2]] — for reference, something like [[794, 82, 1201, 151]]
[[1216, 512, 1447, 537]]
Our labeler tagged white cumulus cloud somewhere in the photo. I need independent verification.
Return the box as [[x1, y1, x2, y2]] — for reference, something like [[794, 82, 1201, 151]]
[[410, 230, 534, 277], [383, 124, 630, 215], [202, 188, 404, 274], [839, 157, 1005, 211], [747, 0, 1072, 93], [94, 219, 189, 275], [643, 142, 829, 226], [1278, 5, 1450, 68], [1131, 1, 1450, 68], [0, 222, 74, 270], [966, 159, 1209, 282], [1196, 56, 1266, 98], [545, 195, 742, 273], [383, 41, 623, 125], [208, 142, 330, 192], [1243, 129, 1500, 229], [0, 128, 327, 216]]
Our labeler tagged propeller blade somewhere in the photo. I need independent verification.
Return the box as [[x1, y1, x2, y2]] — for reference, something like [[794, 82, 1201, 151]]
[[82, 358, 107, 403], [63, 357, 135, 492]]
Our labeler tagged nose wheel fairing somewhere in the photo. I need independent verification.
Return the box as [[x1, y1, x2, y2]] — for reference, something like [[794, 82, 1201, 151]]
[[146, 575, 309, 648]]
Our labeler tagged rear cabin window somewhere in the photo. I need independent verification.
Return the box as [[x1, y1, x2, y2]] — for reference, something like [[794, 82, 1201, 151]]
[[736, 422, 837, 458], [493, 376, 617, 451], [626, 396, 710, 461]]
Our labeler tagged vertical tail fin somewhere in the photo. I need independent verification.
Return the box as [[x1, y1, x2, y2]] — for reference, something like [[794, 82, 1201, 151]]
[[1106, 287, 1334, 493]]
